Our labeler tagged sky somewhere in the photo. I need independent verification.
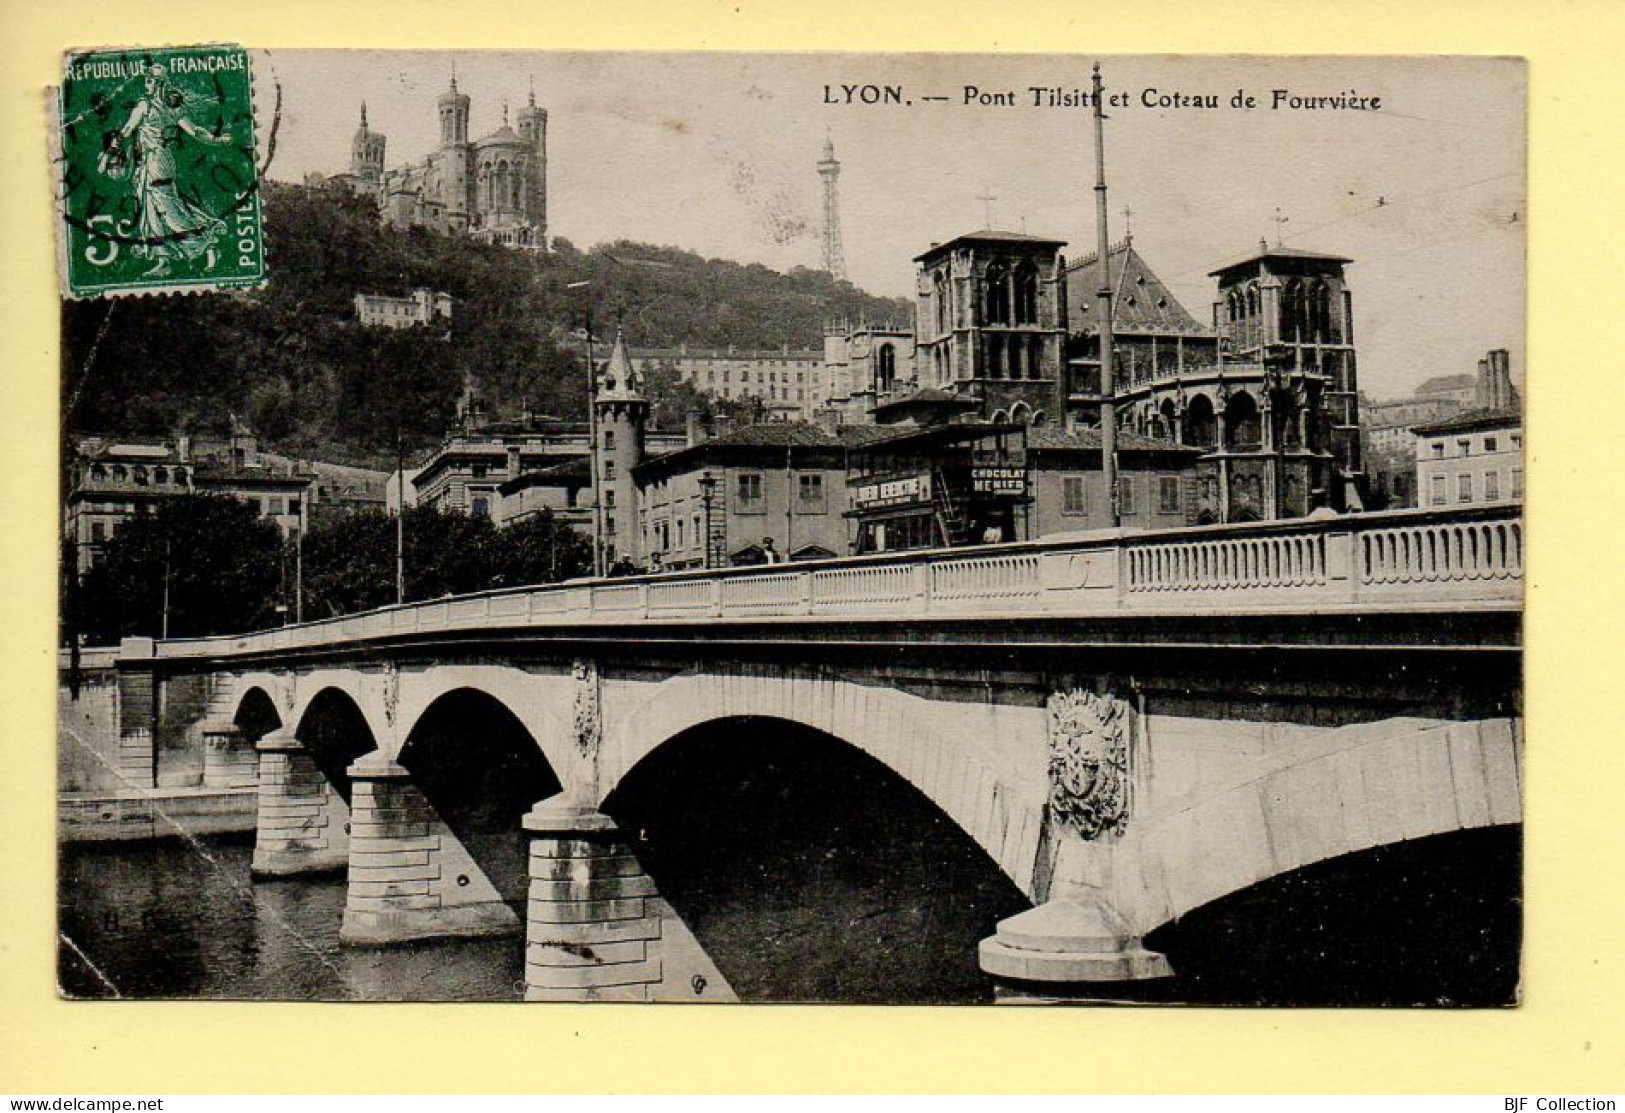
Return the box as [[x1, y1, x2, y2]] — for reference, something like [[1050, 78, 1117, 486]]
[[261, 51, 1525, 400]]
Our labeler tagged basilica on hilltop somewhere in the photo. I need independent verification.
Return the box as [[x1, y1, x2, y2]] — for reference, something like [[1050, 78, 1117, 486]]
[[309, 74, 548, 249]]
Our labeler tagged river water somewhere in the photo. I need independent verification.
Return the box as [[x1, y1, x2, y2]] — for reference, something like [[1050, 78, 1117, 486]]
[[59, 834, 524, 1001], [58, 821, 1520, 1006]]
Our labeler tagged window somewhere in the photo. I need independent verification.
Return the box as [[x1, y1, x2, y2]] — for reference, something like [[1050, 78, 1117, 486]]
[[604, 460, 616, 480], [91, 522, 105, 543], [604, 490, 616, 509], [1458, 474, 1473, 503], [1119, 476, 1137, 515], [288, 497, 301, 518], [1431, 443, 1445, 459], [1457, 439, 1472, 457], [605, 515, 616, 536], [471, 495, 490, 518], [1511, 466, 1523, 498], [1431, 475, 1447, 505], [1511, 434, 1522, 451], [1062, 475, 1087, 515], [604, 430, 615, 451], [677, 517, 686, 547], [798, 473, 825, 512], [737, 472, 764, 510], [1484, 471, 1500, 500], [1483, 436, 1498, 453], [1158, 476, 1181, 514]]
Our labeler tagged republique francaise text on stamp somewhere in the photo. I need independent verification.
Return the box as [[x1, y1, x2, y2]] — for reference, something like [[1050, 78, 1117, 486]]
[[55, 44, 265, 299]]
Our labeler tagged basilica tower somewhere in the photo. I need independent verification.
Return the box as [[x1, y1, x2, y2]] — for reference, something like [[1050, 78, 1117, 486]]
[[437, 73, 473, 231], [516, 84, 548, 242], [350, 102, 386, 187]]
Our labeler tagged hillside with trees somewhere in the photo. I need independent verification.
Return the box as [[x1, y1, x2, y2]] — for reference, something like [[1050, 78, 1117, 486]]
[[61, 183, 910, 468]]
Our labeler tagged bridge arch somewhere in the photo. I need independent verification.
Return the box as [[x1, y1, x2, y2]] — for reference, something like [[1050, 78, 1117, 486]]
[[393, 664, 574, 778], [286, 668, 391, 757], [231, 684, 281, 742], [397, 687, 565, 911], [1120, 718, 1523, 935], [293, 686, 382, 804], [601, 712, 1032, 1002], [600, 666, 1048, 895]]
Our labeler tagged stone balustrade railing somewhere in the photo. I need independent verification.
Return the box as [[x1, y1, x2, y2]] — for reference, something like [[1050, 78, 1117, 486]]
[[105, 505, 1520, 664]]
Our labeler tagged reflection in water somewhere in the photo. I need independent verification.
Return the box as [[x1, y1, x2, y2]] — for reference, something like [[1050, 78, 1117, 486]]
[[58, 834, 523, 1001]]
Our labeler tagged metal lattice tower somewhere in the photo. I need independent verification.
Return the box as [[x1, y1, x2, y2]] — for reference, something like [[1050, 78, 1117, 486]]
[[817, 132, 847, 281]]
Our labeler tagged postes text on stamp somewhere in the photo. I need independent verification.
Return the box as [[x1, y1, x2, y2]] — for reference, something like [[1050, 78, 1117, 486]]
[[57, 44, 265, 299]]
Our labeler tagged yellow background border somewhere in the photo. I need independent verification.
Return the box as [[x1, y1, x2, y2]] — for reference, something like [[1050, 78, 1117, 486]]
[[4, 0, 1620, 1094]]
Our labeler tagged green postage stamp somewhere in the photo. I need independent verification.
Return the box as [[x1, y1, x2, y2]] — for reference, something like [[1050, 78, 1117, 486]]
[[55, 44, 266, 298]]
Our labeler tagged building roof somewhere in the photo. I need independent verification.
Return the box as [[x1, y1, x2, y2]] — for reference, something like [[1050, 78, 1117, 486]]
[[871, 386, 981, 418], [634, 421, 889, 478], [853, 421, 1199, 458], [1414, 373, 1477, 397], [1066, 238, 1209, 335], [1410, 407, 1522, 436], [1207, 243, 1353, 277], [597, 329, 643, 401], [498, 456, 592, 493], [914, 230, 1067, 263]]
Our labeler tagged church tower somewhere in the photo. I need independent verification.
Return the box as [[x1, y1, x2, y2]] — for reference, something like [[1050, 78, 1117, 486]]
[[515, 83, 549, 243], [817, 133, 847, 281], [594, 329, 649, 564], [350, 102, 386, 187], [437, 72, 473, 232]]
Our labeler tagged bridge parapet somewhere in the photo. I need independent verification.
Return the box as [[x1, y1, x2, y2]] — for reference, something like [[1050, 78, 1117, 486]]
[[138, 505, 1521, 662]]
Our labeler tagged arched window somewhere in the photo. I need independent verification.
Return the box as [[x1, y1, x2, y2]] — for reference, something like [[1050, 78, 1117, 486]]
[[1245, 284, 1259, 318], [991, 408, 1011, 424], [986, 335, 1004, 378], [1014, 261, 1039, 324], [934, 273, 951, 336], [1282, 279, 1305, 341], [1314, 282, 1334, 341], [983, 260, 1010, 325], [1183, 394, 1217, 449], [876, 344, 896, 392], [1227, 291, 1241, 322], [1224, 391, 1261, 449], [1030, 409, 1047, 427], [1010, 401, 1031, 426]]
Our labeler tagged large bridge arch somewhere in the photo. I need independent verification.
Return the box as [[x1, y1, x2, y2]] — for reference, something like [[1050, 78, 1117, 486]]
[[1107, 717, 1523, 936], [600, 665, 1049, 895]]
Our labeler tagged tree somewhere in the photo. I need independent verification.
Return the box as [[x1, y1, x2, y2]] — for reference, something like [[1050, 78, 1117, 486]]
[[301, 504, 593, 620], [75, 494, 285, 642]]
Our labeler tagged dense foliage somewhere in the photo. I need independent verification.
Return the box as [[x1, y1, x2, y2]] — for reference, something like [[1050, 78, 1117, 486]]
[[72, 495, 286, 643], [62, 183, 908, 468], [69, 497, 592, 642]]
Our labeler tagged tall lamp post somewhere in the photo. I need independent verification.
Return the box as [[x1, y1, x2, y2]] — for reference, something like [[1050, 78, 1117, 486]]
[[699, 469, 717, 570], [566, 280, 605, 577], [1092, 61, 1120, 527]]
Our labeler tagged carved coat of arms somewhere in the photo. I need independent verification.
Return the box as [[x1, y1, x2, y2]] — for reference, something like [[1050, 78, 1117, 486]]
[[1046, 688, 1131, 839]]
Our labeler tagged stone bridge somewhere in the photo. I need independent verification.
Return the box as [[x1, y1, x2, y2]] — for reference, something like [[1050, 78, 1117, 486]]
[[68, 505, 1523, 1001]]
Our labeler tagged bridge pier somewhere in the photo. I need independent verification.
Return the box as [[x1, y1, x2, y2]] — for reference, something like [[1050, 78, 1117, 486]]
[[338, 752, 519, 946], [978, 897, 1172, 1002], [522, 794, 663, 1002], [250, 728, 350, 877], [199, 720, 258, 789]]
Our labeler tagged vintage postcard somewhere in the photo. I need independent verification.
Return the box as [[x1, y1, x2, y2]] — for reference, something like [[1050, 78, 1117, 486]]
[[54, 50, 1524, 1007]]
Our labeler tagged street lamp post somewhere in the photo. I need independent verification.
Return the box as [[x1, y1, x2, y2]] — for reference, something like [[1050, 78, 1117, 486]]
[[567, 280, 605, 578], [699, 469, 717, 569]]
